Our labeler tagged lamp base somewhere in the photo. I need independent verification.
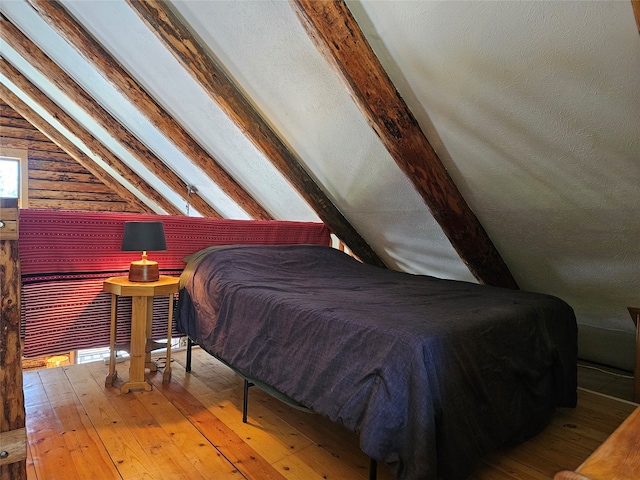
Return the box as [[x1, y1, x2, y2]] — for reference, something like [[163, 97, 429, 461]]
[[128, 260, 159, 282]]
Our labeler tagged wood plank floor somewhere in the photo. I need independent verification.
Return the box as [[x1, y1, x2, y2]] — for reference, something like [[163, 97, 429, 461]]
[[23, 347, 638, 480]]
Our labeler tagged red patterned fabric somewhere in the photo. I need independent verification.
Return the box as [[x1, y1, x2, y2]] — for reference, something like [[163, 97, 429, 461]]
[[19, 210, 330, 357]]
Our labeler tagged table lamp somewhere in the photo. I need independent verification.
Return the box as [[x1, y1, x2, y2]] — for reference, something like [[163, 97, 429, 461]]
[[121, 221, 166, 282]]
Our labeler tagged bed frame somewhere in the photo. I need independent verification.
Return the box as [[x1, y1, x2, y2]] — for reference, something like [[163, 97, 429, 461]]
[[184, 337, 380, 480]]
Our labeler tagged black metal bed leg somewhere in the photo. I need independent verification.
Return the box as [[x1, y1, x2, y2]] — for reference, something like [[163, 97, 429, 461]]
[[242, 379, 254, 423], [186, 338, 192, 372], [369, 458, 377, 480]]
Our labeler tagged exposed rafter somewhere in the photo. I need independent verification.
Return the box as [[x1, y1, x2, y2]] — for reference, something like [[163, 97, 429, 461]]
[[125, 0, 385, 268], [632, 0, 640, 35], [25, 0, 272, 221], [0, 14, 220, 219], [290, 0, 518, 289], [0, 73, 155, 214]]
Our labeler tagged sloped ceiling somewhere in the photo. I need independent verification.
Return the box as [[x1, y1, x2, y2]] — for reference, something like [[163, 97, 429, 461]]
[[1, 0, 639, 370]]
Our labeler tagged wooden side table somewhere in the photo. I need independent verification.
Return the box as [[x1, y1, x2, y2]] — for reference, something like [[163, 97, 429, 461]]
[[103, 276, 179, 393]]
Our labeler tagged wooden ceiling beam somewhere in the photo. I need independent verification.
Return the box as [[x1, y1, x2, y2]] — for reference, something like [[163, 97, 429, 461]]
[[0, 59, 168, 215], [0, 14, 220, 219], [632, 0, 640, 35], [25, 0, 272, 221], [290, 0, 518, 288], [126, 0, 386, 268]]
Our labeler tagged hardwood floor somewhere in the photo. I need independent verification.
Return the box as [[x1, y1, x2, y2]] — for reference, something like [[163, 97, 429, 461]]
[[24, 348, 637, 480]]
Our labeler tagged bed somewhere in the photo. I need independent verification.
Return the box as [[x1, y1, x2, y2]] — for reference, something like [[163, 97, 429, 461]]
[[176, 244, 578, 480]]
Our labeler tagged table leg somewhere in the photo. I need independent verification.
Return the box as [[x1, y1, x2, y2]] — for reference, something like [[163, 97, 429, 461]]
[[105, 293, 118, 388], [163, 293, 174, 384], [144, 296, 157, 372], [121, 295, 152, 394]]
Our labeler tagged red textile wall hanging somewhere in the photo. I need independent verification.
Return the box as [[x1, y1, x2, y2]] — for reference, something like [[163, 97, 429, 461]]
[[19, 210, 331, 357]]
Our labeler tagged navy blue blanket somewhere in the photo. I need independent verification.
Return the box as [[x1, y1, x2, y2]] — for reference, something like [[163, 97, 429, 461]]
[[177, 245, 577, 480]]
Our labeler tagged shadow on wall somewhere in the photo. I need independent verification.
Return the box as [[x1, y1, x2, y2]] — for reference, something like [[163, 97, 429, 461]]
[[490, 207, 639, 373]]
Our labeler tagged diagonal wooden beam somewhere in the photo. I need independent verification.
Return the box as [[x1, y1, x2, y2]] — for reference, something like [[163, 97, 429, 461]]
[[290, 0, 518, 288], [632, 0, 640, 35], [0, 14, 220, 219], [0, 58, 167, 215], [24, 0, 271, 221], [125, 0, 385, 268]]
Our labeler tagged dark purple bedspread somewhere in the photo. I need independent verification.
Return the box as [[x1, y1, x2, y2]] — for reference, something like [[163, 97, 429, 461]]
[[177, 245, 577, 480]]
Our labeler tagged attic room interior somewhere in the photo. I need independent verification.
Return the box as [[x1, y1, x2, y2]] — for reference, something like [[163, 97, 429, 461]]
[[1, 0, 639, 479]]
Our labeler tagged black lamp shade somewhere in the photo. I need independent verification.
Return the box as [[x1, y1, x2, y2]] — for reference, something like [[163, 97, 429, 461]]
[[121, 222, 166, 282], [121, 221, 166, 252]]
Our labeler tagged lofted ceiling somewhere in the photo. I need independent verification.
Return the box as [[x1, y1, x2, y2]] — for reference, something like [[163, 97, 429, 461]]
[[0, 0, 639, 370]]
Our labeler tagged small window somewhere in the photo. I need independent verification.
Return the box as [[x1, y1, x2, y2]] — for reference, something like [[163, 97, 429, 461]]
[[0, 158, 20, 198], [0, 148, 28, 207]]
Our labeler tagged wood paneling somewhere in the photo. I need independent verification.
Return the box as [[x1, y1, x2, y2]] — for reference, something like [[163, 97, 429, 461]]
[[0, 100, 145, 213]]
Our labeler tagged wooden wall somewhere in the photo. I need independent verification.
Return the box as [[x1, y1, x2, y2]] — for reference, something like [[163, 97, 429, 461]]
[[0, 100, 145, 213]]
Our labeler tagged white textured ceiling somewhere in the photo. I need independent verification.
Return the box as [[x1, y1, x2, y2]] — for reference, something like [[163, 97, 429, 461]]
[[1, 0, 639, 370]]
